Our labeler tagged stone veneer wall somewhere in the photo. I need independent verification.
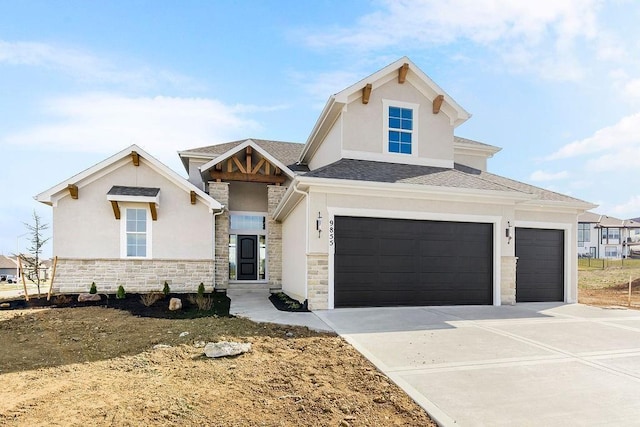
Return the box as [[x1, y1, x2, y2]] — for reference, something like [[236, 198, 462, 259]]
[[52, 258, 214, 293], [209, 182, 229, 290], [501, 256, 517, 305], [307, 254, 329, 310], [267, 185, 287, 291]]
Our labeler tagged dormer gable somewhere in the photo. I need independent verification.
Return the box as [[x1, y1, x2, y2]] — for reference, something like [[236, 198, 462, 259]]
[[198, 139, 297, 186], [299, 57, 472, 170]]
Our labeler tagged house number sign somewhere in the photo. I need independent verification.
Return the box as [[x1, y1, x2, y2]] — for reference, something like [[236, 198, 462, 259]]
[[329, 219, 334, 246]]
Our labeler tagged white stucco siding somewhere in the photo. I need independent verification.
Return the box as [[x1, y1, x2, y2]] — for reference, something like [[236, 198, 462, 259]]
[[188, 159, 208, 190], [228, 181, 268, 212], [53, 159, 214, 260], [308, 116, 342, 170], [454, 153, 487, 171], [281, 197, 307, 303], [342, 79, 454, 164]]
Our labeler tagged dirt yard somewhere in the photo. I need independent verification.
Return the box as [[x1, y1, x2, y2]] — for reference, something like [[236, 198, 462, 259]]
[[579, 265, 640, 308], [0, 306, 434, 426]]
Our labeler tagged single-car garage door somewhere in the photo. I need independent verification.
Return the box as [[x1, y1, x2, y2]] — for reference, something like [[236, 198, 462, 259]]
[[515, 228, 564, 302], [334, 216, 493, 307]]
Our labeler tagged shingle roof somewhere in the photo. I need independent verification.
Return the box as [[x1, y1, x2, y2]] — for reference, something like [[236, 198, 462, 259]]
[[0, 255, 17, 269], [107, 186, 160, 197], [183, 139, 307, 171], [303, 159, 589, 204]]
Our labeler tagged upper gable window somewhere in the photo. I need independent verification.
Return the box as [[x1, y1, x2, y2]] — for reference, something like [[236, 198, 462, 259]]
[[383, 99, 419, 156]]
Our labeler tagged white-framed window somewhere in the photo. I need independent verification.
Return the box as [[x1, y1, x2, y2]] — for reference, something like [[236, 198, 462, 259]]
[[605, 246, 618, 258], [120, 205, 152, 258], [383, 99, 419, 156], [578, 223, 591, 245]]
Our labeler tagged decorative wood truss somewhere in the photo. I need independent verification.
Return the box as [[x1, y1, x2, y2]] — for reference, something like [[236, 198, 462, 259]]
[[209, 146, 286, 185]]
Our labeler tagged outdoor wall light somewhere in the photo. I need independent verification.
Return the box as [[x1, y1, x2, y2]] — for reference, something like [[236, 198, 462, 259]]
[[316, 212, 323, 238], [506, 221, 512, 244]]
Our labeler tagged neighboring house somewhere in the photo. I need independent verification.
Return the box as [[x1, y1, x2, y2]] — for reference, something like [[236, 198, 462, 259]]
[[36, 57, 595, 309], [0, 255, 17, 278], [577, 212, 640, 258]]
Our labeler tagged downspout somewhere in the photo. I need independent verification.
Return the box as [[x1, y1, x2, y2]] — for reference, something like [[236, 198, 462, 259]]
[[291, 182, 310, 303], [212, 206, 225, 292], [291, 183, 309, 253]]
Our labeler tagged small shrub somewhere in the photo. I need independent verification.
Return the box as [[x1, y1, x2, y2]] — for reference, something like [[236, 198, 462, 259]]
[[140, 292, 163, 307], [162, 281, 171, 297], [53, 294, 72, 305], [188, 294, 213, 311], [89, 282, 97, 294], [116, 285, 126, 299], [197, 282, 205, 297]]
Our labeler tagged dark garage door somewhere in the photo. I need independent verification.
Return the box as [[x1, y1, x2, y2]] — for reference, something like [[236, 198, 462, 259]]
[[334, 216, 493, 308], [515, 228, 564, 302]]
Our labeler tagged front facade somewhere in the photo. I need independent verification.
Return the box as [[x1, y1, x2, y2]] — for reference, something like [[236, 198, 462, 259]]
[[578, 212, 640, 259], [37, 57, 594, 308]]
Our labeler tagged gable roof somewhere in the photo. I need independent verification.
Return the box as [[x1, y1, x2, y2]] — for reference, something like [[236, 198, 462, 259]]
[[35, 145, 222, 211], [0, 255, 17, 269], [300, 159, 593, 206], [578, 212, 640, 228], [179, 139, 307, 173], [299, 57, 472, 165]]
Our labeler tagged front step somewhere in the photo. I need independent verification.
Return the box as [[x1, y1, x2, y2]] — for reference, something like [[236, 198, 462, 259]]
[[225, 282, 280, 292]]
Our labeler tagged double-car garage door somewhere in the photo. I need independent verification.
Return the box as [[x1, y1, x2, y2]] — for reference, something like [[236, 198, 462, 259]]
[[334, 216, 493, 308], [333, 217, 565, 308]]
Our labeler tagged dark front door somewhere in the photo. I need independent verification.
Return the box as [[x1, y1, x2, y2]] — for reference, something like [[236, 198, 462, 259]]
[[334, 216, 493, 308], [237, 235, 258, 280], [515, 228, 564, 302]]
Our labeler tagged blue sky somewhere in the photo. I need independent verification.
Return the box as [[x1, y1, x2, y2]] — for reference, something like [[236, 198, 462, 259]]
[[1, 0, 639, 257]]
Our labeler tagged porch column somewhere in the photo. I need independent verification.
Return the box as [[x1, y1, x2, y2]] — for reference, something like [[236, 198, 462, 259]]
[[209, 182, 230, 290], [267, 185, 287, 291]]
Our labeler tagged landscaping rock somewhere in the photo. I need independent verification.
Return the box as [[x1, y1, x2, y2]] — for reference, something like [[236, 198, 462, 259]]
[[153, 344, 172, 350], [204, 341, 251, 358], [78, 293, 101, 302], [168, 298, 182, 311], [179, 331, 189, 337]]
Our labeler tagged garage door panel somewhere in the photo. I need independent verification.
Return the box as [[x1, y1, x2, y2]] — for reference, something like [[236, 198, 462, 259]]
[[515, 228, 564, 302], [334, 216, 493, 307]]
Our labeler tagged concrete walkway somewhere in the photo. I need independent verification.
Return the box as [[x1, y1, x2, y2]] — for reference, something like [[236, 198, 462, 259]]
[[227, 289, 333, 332], [316, 303, 640, 426]]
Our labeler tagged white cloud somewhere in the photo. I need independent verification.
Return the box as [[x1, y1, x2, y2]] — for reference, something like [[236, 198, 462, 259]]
[[609, 195, 640, 219], [0, 40, 197, 89], [303, 0, 602, 81], [2, 93, 271, 163], [289, 70, 363, 108], [529, 170, 569, 181], [624, 79, 640, 99], [546, 112, 640, 160]]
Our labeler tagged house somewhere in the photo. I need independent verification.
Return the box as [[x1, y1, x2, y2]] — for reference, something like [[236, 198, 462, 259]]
[[36, 57, 595, 309], [0, 255, 17, 279], [577, 212, 640, 258]]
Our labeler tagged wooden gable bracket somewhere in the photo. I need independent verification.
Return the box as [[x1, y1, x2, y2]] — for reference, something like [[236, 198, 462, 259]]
[[110, 201, 121, 220], [190, 190, 196, 205], [209, 170, 286, 184], [246, 146, 252, 172], [398, 63, 409, 84], [362, 83, 372, 104], [433, 94, 445, 114], [131, 151, 140, 166], [67, 184, 78, 199], [149, 203, 158, 221]]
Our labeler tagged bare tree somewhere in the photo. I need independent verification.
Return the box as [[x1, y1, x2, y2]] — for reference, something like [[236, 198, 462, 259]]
[[18, 211, 51, 296]]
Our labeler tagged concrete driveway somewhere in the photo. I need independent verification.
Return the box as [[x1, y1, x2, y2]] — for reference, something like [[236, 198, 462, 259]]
[[315, 303, 640, 426]]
